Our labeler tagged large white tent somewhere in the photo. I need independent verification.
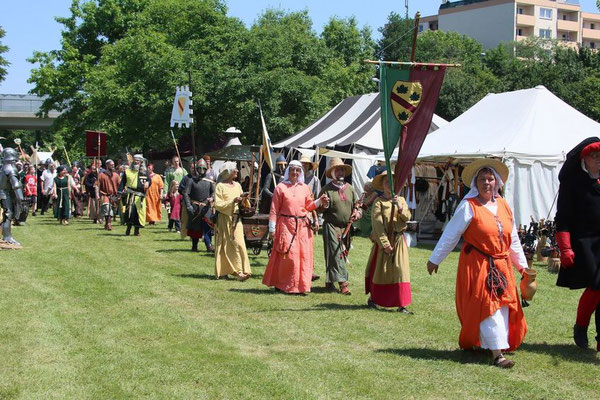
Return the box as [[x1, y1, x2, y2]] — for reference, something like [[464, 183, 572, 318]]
[[418, 85, 600, 225], [275, 92, 447, 194]]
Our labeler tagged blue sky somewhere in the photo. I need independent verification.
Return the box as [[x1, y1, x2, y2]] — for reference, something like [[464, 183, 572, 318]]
[[1, 0, 598, 94]]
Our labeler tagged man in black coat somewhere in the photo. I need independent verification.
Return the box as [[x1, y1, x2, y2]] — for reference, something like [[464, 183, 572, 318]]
[[555, 137, 600, 350]]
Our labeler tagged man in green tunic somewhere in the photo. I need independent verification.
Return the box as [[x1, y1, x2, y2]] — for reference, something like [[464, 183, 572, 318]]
[[318, 158, 362, 295], [119, 154, 151, 236]]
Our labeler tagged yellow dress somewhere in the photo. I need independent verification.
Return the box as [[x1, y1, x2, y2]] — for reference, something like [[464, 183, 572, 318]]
[[214, 182, 251, 278], [365, 196, 412, 307]]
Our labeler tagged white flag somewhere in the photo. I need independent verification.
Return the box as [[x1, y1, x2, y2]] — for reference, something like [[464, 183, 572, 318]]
[[170, 86, 193, 128]]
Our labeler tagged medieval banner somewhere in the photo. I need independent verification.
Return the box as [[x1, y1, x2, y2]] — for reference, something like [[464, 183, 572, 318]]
[[380, 63, 447, 192]]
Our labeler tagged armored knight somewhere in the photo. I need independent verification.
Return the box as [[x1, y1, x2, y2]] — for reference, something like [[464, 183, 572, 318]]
[[183, 159, 215, 252], [0, 148, 25, 247]]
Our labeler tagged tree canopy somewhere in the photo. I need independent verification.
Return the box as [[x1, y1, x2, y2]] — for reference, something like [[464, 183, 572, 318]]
[[0, 26, 9, 83], [28, 0, 376, 156], [26, 3, 600, 159]]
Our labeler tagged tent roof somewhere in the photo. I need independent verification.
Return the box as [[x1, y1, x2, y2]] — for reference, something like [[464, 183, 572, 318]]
[[275, 93, 447, 150], [418, 85, 600, 161]]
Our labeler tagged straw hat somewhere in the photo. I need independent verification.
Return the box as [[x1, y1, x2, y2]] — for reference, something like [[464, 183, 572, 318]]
[[372, 170, 392, 191], [299, 155, 318, 171], [326, 158, 352, 179], [461, 158, 509, 187]]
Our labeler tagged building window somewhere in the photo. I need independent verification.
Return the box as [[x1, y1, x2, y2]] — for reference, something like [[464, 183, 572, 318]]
[[540, 8, 552, 19], [516, 28, 523, 36], [539, 29, 552, 39], [419, 24, 424, 32], [591, 42, 596, 49], [591, 23, 595, 30], [562, 15, 567, 21], [517, 8, 523, 15]]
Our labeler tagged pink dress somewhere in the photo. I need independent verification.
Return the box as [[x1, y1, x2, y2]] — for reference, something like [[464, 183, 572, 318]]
[[262, 181, 318, 293]]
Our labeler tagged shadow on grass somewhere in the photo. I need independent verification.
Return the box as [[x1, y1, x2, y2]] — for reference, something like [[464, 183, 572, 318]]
[[174, 273, 216, 280], [229, 287, 277, 295], [156, 249, 197, 253], [519, 342, 600, 364], [376, 347, 489, 365], [155, 238, 188, 242]]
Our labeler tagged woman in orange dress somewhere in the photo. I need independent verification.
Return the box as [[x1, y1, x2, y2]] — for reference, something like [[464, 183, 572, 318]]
[[427, 159, 529, 368], [145, 163, 164, 224], [262, 160, 329, 294]]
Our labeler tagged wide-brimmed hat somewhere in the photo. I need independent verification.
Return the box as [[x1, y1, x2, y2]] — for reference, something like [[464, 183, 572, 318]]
[[461, 158, 509, 187], [299, 155, 318, 171], [326, 158, 352, 179], [372, 170, 392, 191]]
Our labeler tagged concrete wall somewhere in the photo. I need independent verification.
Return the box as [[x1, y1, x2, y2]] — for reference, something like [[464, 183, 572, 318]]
[[535, 4, 557, 39], [439, 2, 516, 49]]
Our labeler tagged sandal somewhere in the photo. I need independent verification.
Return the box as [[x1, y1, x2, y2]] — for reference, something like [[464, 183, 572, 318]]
[[397, 307, 414, 315], [339, 282, 351, 295], [492, 354, 515, 369], [237, 273, 250, 281]]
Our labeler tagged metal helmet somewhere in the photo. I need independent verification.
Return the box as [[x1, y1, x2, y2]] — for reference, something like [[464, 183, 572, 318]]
[[1, 147, 19, 162], [196, 159, 208, 170]]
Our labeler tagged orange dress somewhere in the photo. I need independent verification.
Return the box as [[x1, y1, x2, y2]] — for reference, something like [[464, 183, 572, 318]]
[[145, 173, 164, 223], [262, 182, 318, 293], [457, 198, 527, 351]]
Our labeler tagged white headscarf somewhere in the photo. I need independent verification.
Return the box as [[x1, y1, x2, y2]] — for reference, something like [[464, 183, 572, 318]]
[[218, 161, 237, 182], [283, 160, 305, 184], [464, 166, 505, 200]]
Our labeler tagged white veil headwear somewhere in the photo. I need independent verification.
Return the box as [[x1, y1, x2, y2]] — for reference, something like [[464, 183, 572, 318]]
[[283, 160, 305, 184]]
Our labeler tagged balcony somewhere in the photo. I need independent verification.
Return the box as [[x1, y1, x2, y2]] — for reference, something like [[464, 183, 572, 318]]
[[582, 28, 600, 40], [557, 19, 580, 32], [516, 14, 536, 27]]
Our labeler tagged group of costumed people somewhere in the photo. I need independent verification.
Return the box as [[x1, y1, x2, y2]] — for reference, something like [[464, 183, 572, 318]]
[[2, 136, 599, 369]]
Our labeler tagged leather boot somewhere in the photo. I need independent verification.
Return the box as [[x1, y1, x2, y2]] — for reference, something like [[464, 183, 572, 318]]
[[106, 216, 112, 231], [134, 227, 140, 236], [573, 324, 589, 349], [125, 225, 132, 236]]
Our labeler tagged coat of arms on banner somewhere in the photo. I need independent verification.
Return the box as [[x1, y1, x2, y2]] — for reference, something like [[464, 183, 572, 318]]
[[390, 81, 422, 124], [170, 86, 193, 128]]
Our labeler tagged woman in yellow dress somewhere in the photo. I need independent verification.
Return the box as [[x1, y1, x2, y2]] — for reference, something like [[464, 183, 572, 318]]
[[214, 162, 251, 280], [365, 171, 413, 313]]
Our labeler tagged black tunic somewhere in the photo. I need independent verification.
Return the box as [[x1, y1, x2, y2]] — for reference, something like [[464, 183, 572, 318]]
[[184, 177, 214, 231], [555, 137, 600, 290]]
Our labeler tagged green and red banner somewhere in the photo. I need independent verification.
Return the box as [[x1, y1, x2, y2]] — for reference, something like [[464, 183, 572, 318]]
[[380, 63, 446, 193]]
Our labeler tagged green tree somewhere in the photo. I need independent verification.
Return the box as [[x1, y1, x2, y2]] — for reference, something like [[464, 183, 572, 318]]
[[377, 12, 414, 61], [0, 26, 9, 83], [320, 17, 377, 108]]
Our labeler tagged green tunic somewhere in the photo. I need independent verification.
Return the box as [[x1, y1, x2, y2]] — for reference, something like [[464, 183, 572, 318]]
[[53, 176, 71, 219], [165, 167, 187, 194], [319, 182, 357, 283]]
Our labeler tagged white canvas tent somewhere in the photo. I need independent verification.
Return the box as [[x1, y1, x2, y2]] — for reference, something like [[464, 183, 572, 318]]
[[418, 85, 600, 225], [275, 93, 447, 194]]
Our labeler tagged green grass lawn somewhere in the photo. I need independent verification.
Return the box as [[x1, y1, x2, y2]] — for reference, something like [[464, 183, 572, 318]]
[[0, 213, 598, 399]]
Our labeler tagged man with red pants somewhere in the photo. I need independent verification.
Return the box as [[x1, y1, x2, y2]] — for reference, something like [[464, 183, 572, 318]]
[[555, 137, 600, 351]]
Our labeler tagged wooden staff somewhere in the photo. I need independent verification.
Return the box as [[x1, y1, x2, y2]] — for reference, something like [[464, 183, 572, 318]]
[[249, 151, 255, 202], [63, 145, 71, 167], [255, 145, 264, 207], [410, 12, 421, 62], [170, 130, 182, 161], [364, 60, 461, 67]]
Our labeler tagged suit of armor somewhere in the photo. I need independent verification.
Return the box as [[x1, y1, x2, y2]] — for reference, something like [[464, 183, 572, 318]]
[[0, 148, 25, 246]]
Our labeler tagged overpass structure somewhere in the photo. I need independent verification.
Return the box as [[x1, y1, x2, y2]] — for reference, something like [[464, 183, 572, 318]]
[[0, 94, 61, 130]]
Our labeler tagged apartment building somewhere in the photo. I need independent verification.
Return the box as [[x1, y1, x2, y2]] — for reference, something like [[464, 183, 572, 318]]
[[419, 0, 600, 50]]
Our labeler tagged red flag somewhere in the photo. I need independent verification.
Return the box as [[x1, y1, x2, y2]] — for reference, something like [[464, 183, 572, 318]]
[[391, 66, 446, 192], [85, 130, 107, 157]]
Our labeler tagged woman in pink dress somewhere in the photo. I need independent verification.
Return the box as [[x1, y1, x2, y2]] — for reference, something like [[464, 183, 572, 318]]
[[263, 160, 329, 294]]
